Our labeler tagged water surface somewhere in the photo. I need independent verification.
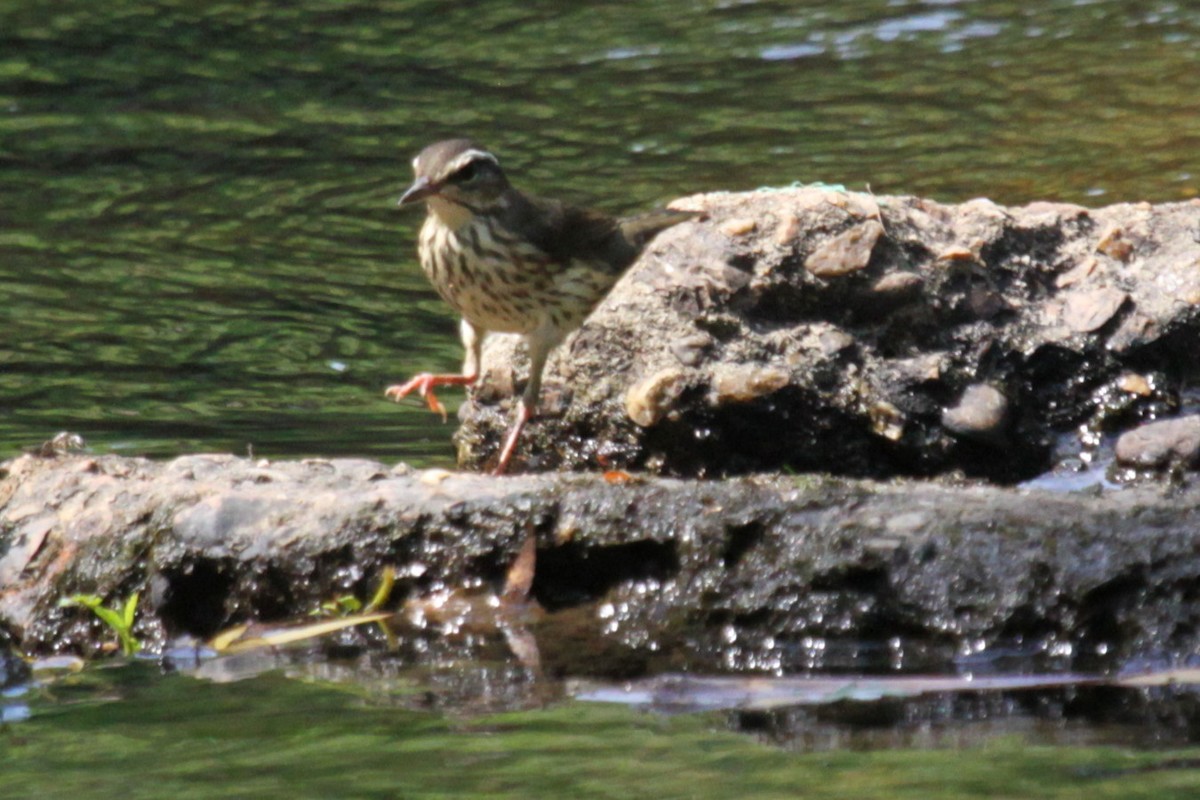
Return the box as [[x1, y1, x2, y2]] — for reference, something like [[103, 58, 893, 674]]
[[4, 661, 1200, 799]]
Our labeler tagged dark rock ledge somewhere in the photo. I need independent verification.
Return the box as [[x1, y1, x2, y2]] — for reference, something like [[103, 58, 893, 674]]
[[4, 190, 1200, 669], [3, 452, 1200, 672]]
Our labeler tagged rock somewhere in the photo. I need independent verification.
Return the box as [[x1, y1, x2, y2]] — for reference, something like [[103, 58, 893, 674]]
[[805, 220, 884, 278], [1114, 416, 1200, 469], [1060, 287, 1128, 333], [709, 365, 789, 405], [7, 454, 1200, 673], [935, 245, 978, 263], [1055, 256, 1098, 288], [626, 368, 689, 427], [1097, 226, 1134, 261], [871, 271, 924, 298], [1117, 373, 1153, 397], [670, 334, 714, 367], [454, 190, 1200, 480], [720, 217, 757, 237], [1106, 311, 1158, 353], [817, 329, 856, 357], [869, 400, 905, 441], [941, 384, 1009, 442], [774, 214, 802, 245]]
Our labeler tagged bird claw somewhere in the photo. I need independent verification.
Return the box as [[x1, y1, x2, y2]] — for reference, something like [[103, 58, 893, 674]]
[[385, 372, 479, 422]]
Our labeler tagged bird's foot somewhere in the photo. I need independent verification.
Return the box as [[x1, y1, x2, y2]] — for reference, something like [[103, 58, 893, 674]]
[[493, 401, 534, 476], [385, 373, 477, 422]]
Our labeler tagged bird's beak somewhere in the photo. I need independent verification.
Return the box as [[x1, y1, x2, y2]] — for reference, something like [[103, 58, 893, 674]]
[[398, 176, 436, 206]]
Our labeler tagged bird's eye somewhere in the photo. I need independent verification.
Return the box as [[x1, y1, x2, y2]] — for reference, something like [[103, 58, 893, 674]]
[[454, 162, 481, 184]]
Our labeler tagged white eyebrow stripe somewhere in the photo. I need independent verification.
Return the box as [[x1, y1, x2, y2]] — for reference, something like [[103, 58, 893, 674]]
[[446, 149, 499, 173]]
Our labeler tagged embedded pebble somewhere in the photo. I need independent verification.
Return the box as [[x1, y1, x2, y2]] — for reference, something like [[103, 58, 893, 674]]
[[670, 334, 714, 367], [936, 245, 977, 263], [720, 218, 757, 237], [419, 468, 454, 485], [805, 220, 884, 278], [1106, 311, 1157, 353], [1097, 226, 1134, 261], [1117, 373, 1153, 397], [817, 329, 856, 356], [1115, 416, 1200, 469], [774, 214, 802, 245], [871, 271, 923, 298], [1060, 287, 1128, 332], [710, 365, 789, 405], [626, 368, 689, 427], [941, 384, 1009, 441], [869, 400, 906, 441], [894, 354, 943, 383], [1055, 256, 1098, 288]]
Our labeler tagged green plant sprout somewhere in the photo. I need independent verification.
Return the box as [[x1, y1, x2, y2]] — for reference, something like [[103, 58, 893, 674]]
[[311, 566, 396, 618], [59, 592, 141, 656], [313, 594, 364, 617]]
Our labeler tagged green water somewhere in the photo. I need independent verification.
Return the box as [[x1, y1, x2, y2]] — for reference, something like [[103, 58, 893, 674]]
[[1, 0, 1196, 464], [3, 664, 1200, 800]]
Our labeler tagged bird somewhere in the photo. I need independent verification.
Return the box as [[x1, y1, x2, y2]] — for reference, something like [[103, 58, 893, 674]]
[[386, 138, 693, 474]]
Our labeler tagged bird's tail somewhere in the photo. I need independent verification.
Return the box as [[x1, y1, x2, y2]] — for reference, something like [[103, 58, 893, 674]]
[[618, 208, 698, 249]]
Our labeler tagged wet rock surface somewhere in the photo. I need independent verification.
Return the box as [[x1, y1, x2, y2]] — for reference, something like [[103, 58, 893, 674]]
[[1114, 415, 1200, 469], [941, 383, 1010, 443], [459, 191, 1200, 480], [5, 191, 1200, 708], [4, 452, 1200, 676]]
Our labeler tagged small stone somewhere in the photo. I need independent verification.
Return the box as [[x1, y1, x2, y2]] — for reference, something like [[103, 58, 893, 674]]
[[670, 334, 714, 367], [942, 384, 1009, 441], [817, 329, 856, 356], [720, 218, 757, 237], [869, 400, 906, 441], [626, 368, 689, 427], [805, 219, 884, 278], [1117, 373, 1153, 397], [1060, 287, 1128, 333], [936, 246, 977, 263], [419, 468, 454, 485], [968, 286, 1008, 319], [871, 271, 924, 297], [1096, 226, 1134, 261], [710, 365, 789, 405], [1115, 416, 1200, 469], [774, 214, 802, 245], [1055, 257, 1098, 288], [1106, 311, 1157, 353], [894, 354, 943, 382]]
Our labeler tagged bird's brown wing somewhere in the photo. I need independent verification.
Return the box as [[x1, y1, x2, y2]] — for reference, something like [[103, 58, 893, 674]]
[[504, 193, 693, 275], [616, 208, 697, 250]]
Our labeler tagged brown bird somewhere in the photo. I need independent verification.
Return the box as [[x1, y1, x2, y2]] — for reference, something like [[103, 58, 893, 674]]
[[387, 139, 692, 474]]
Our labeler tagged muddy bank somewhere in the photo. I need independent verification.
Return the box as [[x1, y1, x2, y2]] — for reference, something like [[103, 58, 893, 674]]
[[2, 452, 1199, 672], [458, 191, 1200, 479]]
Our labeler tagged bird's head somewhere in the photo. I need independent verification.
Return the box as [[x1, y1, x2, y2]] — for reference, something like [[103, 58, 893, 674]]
[[399, 139, 510, 225]]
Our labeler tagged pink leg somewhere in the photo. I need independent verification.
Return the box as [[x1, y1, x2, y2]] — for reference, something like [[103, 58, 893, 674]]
[[493, 401, 533, 475], [385, 372, 477, 422]]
